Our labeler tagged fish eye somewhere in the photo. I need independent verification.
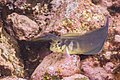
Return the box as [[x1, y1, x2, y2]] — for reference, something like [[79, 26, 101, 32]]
[[57, 41, 62, 46], [57, 40, 61, 44]]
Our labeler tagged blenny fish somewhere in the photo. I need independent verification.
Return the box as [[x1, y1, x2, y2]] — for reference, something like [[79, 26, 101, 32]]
[[32, 17, 109, 55]]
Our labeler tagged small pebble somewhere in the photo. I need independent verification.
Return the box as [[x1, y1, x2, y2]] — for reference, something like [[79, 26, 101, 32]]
[[115, 35, 120, 42]]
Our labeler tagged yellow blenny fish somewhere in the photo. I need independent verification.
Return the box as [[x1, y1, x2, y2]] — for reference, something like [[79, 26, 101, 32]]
[[31, 16, 109, 55]]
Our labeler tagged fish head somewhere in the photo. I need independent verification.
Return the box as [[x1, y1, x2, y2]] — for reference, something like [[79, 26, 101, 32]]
[[50, 39, 67, 53]]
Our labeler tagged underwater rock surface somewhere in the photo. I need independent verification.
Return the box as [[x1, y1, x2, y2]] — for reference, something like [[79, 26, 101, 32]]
[[7, 13, 40, 40], [115, 35, 120, 42], [81, 57, 114, 80], [62, 74, 89, 80], [0, 76, 26, 80], [0, 0, 120, 80], [6, 0, 109, 41], [31, 53, 80, 80], [0, 20, 24, 77]]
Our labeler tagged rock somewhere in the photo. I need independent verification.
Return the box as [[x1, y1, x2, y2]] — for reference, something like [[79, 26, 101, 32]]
[[103, 62, 115, 73], [31, 53, 80, 80], [7, 13, 41, 40], [101, 0, 113, 7], [0, 76, 26, 80], [33, 0, 108, 35], [103, 51, 112, 60], [113, 0, 120, 7], [6, 0, 109, 41], [62, 74, 89, 80], [115, 35, 120, 42], [81, 57, 114, 80], [115, 27, 120, 35], [14, 0, 27, 9], [114, 15, 120, 34], [0, 20, 24, 77], [114, 73, 120, 80]]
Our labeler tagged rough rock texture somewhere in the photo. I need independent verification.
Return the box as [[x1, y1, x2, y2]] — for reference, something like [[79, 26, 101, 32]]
[[113, 64, 120, 80], [81, 57, 114, 80], [0, 21, 24, 77], [115, 73, 120, 80], [101, 0, 113, 7], [112, 0, 120, 7], [7, 13, 41, 40], [0, 76, 26, 80], [14, 0, 27, 9], [115, 35, 120, 42], [62, 74, 89, 80], [32, 0, 108, 34], [31, 53, 80, 80], [0, 0, 120, 79], [113, 14, 120, 32], [6, 0, 109, 41], [103, 62, 115, 73]]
